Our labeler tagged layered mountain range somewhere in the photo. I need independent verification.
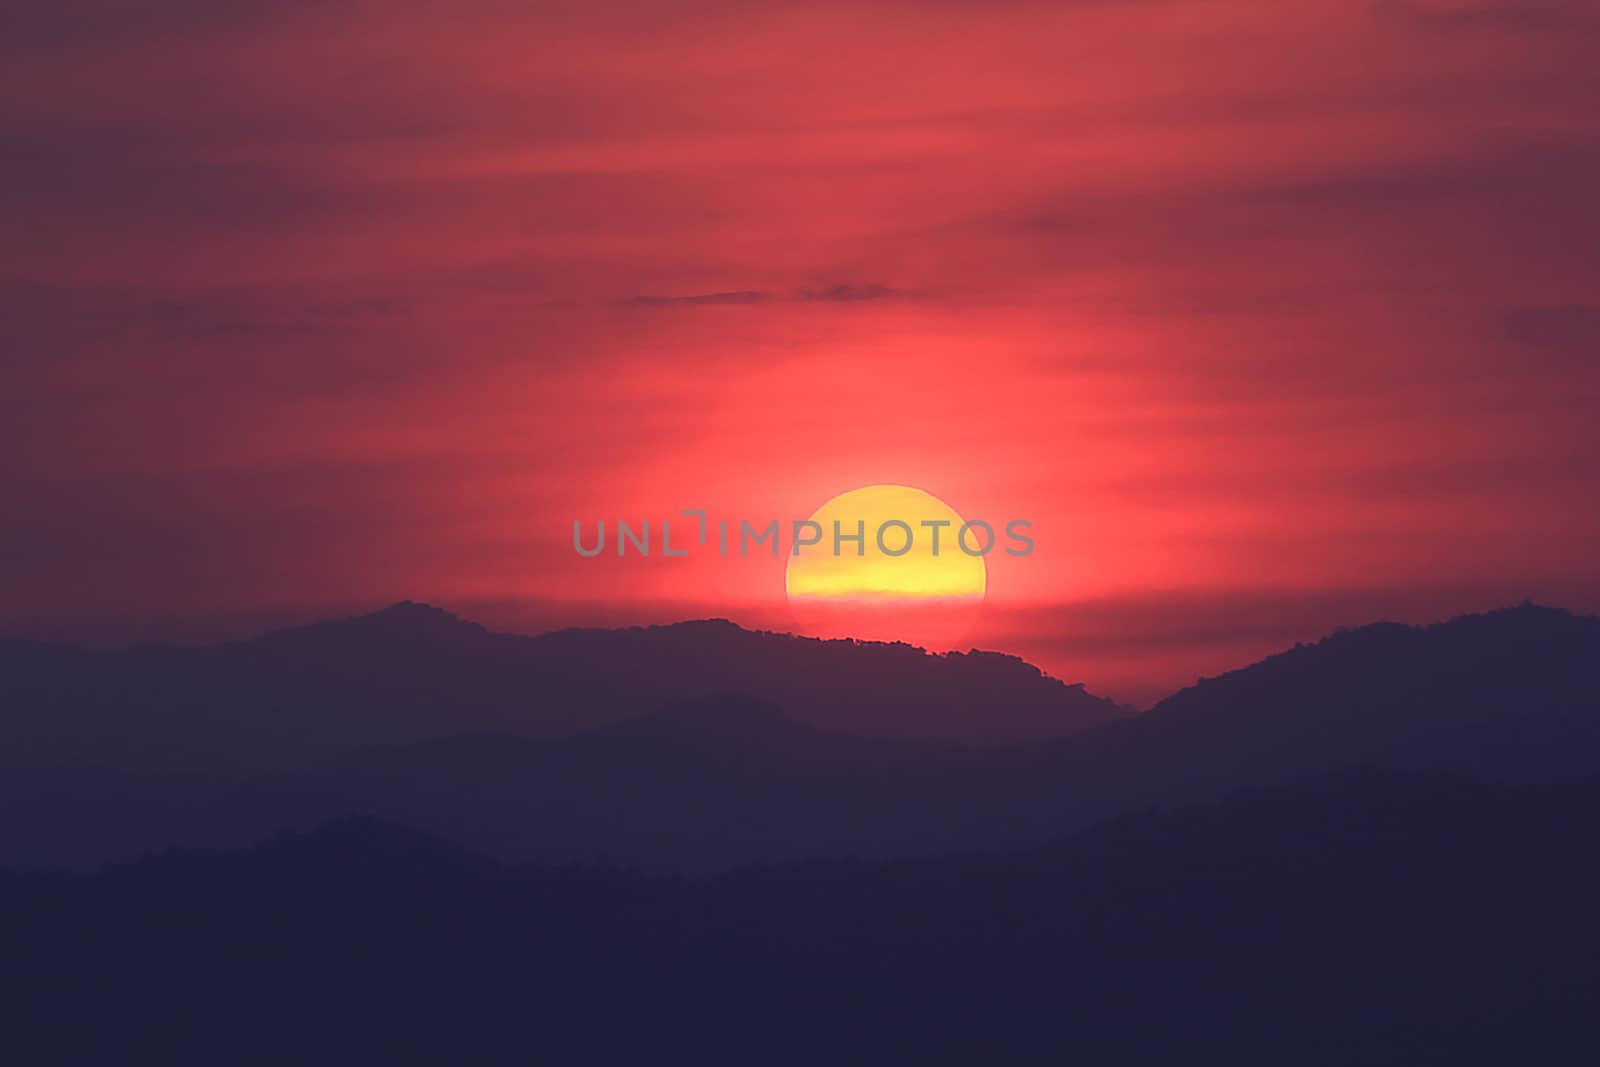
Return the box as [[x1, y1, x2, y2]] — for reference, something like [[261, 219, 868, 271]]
[[2, 602, 1596, 871]]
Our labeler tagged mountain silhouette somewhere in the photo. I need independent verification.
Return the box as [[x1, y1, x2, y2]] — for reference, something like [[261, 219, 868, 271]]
[[0, 694, 973, 870], [1083, 602, 1600, 790], [1, 603, 1596, 871], [4, 770, 1597, 1065], [0, 603, 1130, 776], [6, 602, 1600, 1061]]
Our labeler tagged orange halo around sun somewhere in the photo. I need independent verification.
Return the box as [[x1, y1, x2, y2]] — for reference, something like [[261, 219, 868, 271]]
[[785, 484, 986, 648]]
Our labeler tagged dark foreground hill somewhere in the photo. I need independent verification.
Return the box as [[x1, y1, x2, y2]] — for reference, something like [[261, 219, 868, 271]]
[[3, 771, 1597, 1066]]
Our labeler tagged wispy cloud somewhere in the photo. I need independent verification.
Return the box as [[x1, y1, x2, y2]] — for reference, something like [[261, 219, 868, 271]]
[[1372, 0, 1597, 34], [627, 283, 910, 307]]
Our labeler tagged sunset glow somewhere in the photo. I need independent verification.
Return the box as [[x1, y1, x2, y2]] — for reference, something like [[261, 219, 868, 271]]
[[2, 0, 1597, 703]]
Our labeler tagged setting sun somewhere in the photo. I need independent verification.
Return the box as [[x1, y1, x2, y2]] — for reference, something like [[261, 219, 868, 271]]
[[785, 484, 987, 647]]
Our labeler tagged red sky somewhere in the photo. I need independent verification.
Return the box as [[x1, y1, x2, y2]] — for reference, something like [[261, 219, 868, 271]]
[[3, 0, 1598, 704]]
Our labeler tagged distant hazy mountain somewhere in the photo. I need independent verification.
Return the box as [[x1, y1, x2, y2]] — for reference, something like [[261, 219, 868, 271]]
[[0, 602, 1130, 773], [5, 770, 1598, 1065], [0, 603, 1596, 871]]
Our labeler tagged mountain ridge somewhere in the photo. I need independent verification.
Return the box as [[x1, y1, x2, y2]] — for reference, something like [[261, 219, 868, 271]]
[[0, 601, 1134, 772]]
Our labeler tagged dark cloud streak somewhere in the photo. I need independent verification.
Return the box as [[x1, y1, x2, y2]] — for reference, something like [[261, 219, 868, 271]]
[[627, 283, 910, 308]]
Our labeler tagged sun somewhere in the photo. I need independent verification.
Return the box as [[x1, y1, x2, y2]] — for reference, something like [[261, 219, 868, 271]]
[[785, 484, 986, 647]]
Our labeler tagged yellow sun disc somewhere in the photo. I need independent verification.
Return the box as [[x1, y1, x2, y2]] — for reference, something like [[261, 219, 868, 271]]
[[785, 484, 987, 604]]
